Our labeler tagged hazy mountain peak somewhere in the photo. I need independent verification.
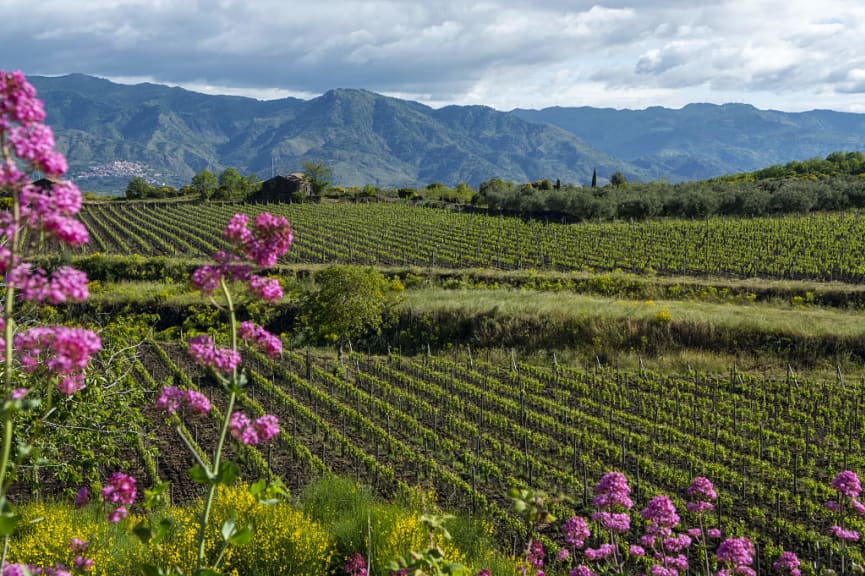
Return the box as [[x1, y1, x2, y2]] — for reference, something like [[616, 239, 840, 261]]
[[24, 74, 865, 192]]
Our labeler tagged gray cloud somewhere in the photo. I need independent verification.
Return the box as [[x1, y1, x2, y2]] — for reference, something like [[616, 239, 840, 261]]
[[1, 0, 864, 110]]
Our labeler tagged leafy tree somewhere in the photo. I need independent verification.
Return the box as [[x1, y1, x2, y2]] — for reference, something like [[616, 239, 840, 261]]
[[591, 168, 598, 188], [610, 171, 627, 187], [302, 161, 333, 195], [191, 169, 218, 199], [300, 265, 402, 356], [217, 167, 245, 200], [125, 176, 152, 199]]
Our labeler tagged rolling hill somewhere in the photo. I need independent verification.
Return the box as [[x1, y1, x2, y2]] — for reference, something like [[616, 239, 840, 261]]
[[29, 74, 865, 193]]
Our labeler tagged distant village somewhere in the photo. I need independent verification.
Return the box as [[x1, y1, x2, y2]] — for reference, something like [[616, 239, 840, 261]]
[[75, 160, 165, 183]]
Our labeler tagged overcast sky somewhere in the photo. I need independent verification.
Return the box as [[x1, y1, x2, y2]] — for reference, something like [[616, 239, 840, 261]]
[[2, 0, 864, 112]]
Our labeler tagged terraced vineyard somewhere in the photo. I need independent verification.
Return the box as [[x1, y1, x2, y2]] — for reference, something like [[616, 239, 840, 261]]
[[76, 202, 865, 281], [55, 200, 865, 571], [124, 337, 863, 568]]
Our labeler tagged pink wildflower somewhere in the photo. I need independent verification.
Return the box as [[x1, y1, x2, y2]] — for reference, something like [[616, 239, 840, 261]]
[[107, 506, 128, 524], [101, 472, 136, 506], [254, 414, 280, 442], [715, 537, 754, 574], [155, 386, 184, 414], [662, 534, 692, 553], [344, 552, 368, 576], [591, 511, 630, 533], [629, 545, 645, 557], [101, 472, 136, 524], [773, 551, 801, 576], [184, 390, 212, 415], [74, 487, 90, 508], [245, 212, 293, 266], [593, 471, 632, 509], [686, 476, 716, 513], [187, 335, 240, 373], [641, 495, 680, 537], [831, 470, 862, 499], [570, 566, 594, 576], [562, 515, 590, 548], [584, 543, 616, 560], [14, 327, 101, 394], [247, 274, 283, 301], [829, 524, 860, 541], [239, 321, 282, 357], [229, 411, 276, 445]]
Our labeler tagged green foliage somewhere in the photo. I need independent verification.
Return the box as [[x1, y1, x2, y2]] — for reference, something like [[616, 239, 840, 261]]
[[610, 171, 628, 186], [302, 161, 333, 195], [125, 176, 153, 199], [300, 265, 401, 350], [191, 170, 218, 199]]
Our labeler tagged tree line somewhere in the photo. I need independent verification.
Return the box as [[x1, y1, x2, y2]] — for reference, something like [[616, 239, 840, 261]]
[[478, 152, 865, 219], [122, 151, 865, 220]]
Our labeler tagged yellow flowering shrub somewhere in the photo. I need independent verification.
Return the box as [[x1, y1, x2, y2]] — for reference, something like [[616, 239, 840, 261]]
[[9, 502, 141, 576], [8, 483, 334, 576]]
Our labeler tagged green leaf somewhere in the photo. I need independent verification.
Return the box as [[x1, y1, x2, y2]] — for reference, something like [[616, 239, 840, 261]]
[[133, 520, 152, 544], [215, 461, 239, 486], [144, 481, 171, 511], [193, 569, 222, 576], [221, 515, 236, 542], [188, 464, 212, 484], [0, 511, 21, 536], [152, 517, 175, 545], [249, 478, 266, 498], [228, 524, 253, 546]]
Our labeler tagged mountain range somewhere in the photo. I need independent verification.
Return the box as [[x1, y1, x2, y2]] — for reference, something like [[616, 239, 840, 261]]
[[29, 74, 865, 193]]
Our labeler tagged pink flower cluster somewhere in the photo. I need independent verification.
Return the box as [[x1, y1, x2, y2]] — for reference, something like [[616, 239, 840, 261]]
[[2, 563, 73, 576], [773, 551, 801, 576], [229, 411, 279, 445], [642, 495, 680, 537], [155, 386, 212, 415], [525, 539, 545, 576], [101, 472, 136, 523], [715, 537, 755, 576], [6, 264, 89, 304], [14, 327, 102, 394], [344, 552, 368, 576], [239, 321, 282, 357], [686, 476, 717, 513], [562, 516, 591, 548], [1, 71, 99, 398], [1, 71, 88, 247], [225, 213, 293, 267], [188, 334, 241, 374], [826, 470, 864, 542], [591, 472, 633, 533], [191, 212, 290, 300], [592, 471, 633, 510], [69, 538, 94, 571]]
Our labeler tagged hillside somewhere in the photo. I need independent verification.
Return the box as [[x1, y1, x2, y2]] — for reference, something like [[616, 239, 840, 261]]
[[31, 75, 639, 192], [29, 74, 865, 192], [512, 104, 865, 181]]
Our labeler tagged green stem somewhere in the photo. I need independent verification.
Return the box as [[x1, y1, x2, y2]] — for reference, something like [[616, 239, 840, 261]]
[[0, 136, 20, 496], [196, 276, 239, 569]]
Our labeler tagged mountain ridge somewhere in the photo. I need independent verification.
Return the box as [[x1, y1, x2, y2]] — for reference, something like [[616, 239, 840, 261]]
[[28, 74, 865, 193]]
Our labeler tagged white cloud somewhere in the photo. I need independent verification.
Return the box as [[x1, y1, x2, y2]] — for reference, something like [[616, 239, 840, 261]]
[[1, 0, 864, 111]]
